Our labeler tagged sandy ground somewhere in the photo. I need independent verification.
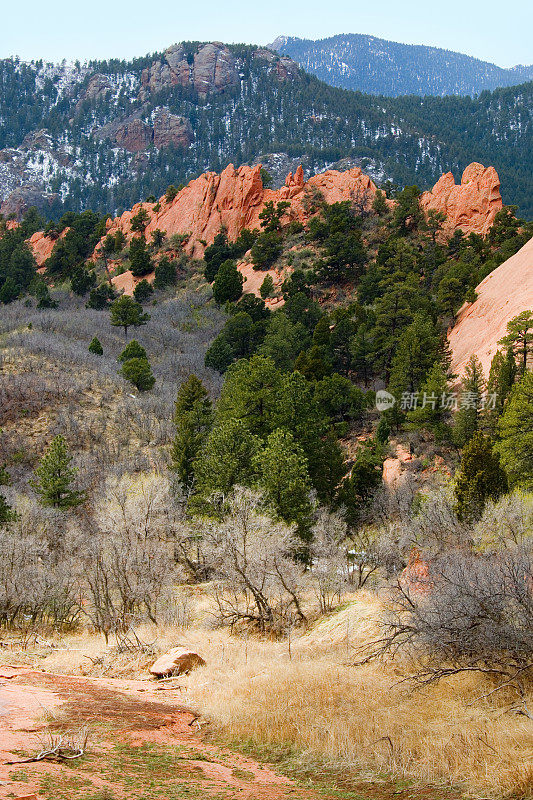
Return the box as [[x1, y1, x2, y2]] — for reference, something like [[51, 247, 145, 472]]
[[0, 667, 327, 800]]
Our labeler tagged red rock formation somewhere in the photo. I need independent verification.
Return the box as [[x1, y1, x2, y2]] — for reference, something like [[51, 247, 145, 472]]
[[152, 111, 193, 149], [114, 119, 152, 152], [95, 111, 193, 153], [29, 230, 63, 267], [100, 163, 381, 259], [448, 235, 533, 379], [111, 269, 155, 296], [420, 162, 502, 237]]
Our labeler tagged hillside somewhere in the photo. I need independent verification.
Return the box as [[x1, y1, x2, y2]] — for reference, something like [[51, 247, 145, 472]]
[[0, 42, 532, 220], [270, 34, 533, 96], [1, 149, 533, 800], [449, 235, 533, 378]]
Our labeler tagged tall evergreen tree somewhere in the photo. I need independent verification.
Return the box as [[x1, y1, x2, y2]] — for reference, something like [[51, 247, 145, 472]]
[[171, 376, 213, 490], [496, 370, 533, 490], [31, 435, 84, 509], [453, 355, 485, 448], [498, 310, 533, 375], [254, 428, 312, 543], [454, 432, 507, 524]]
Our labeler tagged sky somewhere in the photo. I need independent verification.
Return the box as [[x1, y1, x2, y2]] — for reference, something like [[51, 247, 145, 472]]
[[1, 0, 532, 69]]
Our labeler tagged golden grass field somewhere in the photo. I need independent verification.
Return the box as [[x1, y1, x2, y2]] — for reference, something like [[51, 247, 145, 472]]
[[2, 590, 532, 798]]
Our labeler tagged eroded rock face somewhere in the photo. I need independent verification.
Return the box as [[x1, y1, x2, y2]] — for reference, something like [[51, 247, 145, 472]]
[[448, 235, 533, 379], [84, 73, 112, 101], [152, 111, 193, 149], [0, 187, 61, 221], [253, 49, 299, 81], [114, 119, 152, 152], [141, 42, 239, 98], [100, 163, 381, 259], [420, 162, 502, 237], [29, 229, 66, 266], [95, 110, 193, 153]]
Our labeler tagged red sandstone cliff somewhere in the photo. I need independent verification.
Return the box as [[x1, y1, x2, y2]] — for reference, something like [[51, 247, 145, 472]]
[[448, 235, 533, 379], [101, 162, 380, 261], [421, 162, 502, 237]]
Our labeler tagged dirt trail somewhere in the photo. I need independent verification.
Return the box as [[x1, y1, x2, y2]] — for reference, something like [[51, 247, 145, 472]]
[[0, 668, 324, 800]]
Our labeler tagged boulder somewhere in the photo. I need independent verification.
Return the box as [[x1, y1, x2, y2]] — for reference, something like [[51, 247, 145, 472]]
[[149, 647, 206, 678]]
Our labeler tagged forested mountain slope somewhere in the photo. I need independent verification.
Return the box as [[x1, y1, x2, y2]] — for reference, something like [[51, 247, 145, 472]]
[[270, 34, 533, 96], [0, 42, 531, 219]]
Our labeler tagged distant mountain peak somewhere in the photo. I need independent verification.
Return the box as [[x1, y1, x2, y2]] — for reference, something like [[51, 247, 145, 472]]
[[269, 33, 533, 97]]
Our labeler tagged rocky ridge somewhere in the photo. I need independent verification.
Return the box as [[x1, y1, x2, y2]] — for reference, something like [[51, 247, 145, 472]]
[[78, 160, 502, 298]]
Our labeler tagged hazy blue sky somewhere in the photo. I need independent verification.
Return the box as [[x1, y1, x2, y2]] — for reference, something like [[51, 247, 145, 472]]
[[2, 0, 531, 68]]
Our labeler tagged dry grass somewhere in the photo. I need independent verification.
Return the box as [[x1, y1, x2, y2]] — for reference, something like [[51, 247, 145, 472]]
[[183, 592, 533, 799], [3, 590, 532, 798]]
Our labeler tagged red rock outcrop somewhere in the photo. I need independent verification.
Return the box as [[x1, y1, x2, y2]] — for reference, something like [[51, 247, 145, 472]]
[[111, 269, 155, 296], [448, 235, 533, 379], [152, 111, 193, 149], [100, 163, 381, 259], [420, 162, 502, 237], [29, 230, 63, 267], [114, 119, 152, 152]]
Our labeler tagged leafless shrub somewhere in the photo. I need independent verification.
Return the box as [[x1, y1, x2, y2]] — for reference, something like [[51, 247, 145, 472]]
[[309, 508, 349, 612], [358, 545, 533, 710], [201, 487, 306, 632], [474, 490, 533, 549], [8, 726, 90, 764], [0, 498, 80, 630], [79, 472, 181, 641]]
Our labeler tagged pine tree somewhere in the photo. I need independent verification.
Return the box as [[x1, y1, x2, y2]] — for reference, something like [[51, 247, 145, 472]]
[[88, 336, 103, 355], [254, 428, 312, 543], [110, 295, 150, 338], [212, 260, 244, 304], [133, 279, 154, 303], [485, 347, 516, 433], [129, 235, 153, 277], [120, 357, 155, 391], [498, 310, 533, 375], [453, 355, 485, 448], [454, 432, 507, 523], [388, 312, 443, 397], [171, 376, 213, 489], [408, 361, 450, 432], [193, 418, 260, 502], [31, 435, 84, 508], [496, 370, 533, 489], [118, 340, 147, 362], [0, 492, 14, 526], [260, 274, 274, 299], [216, 356, 282, 439]]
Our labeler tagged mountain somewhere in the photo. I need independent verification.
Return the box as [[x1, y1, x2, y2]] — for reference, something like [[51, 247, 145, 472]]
[[0, 41, 532, 220], [269, 34, 533, 97]]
